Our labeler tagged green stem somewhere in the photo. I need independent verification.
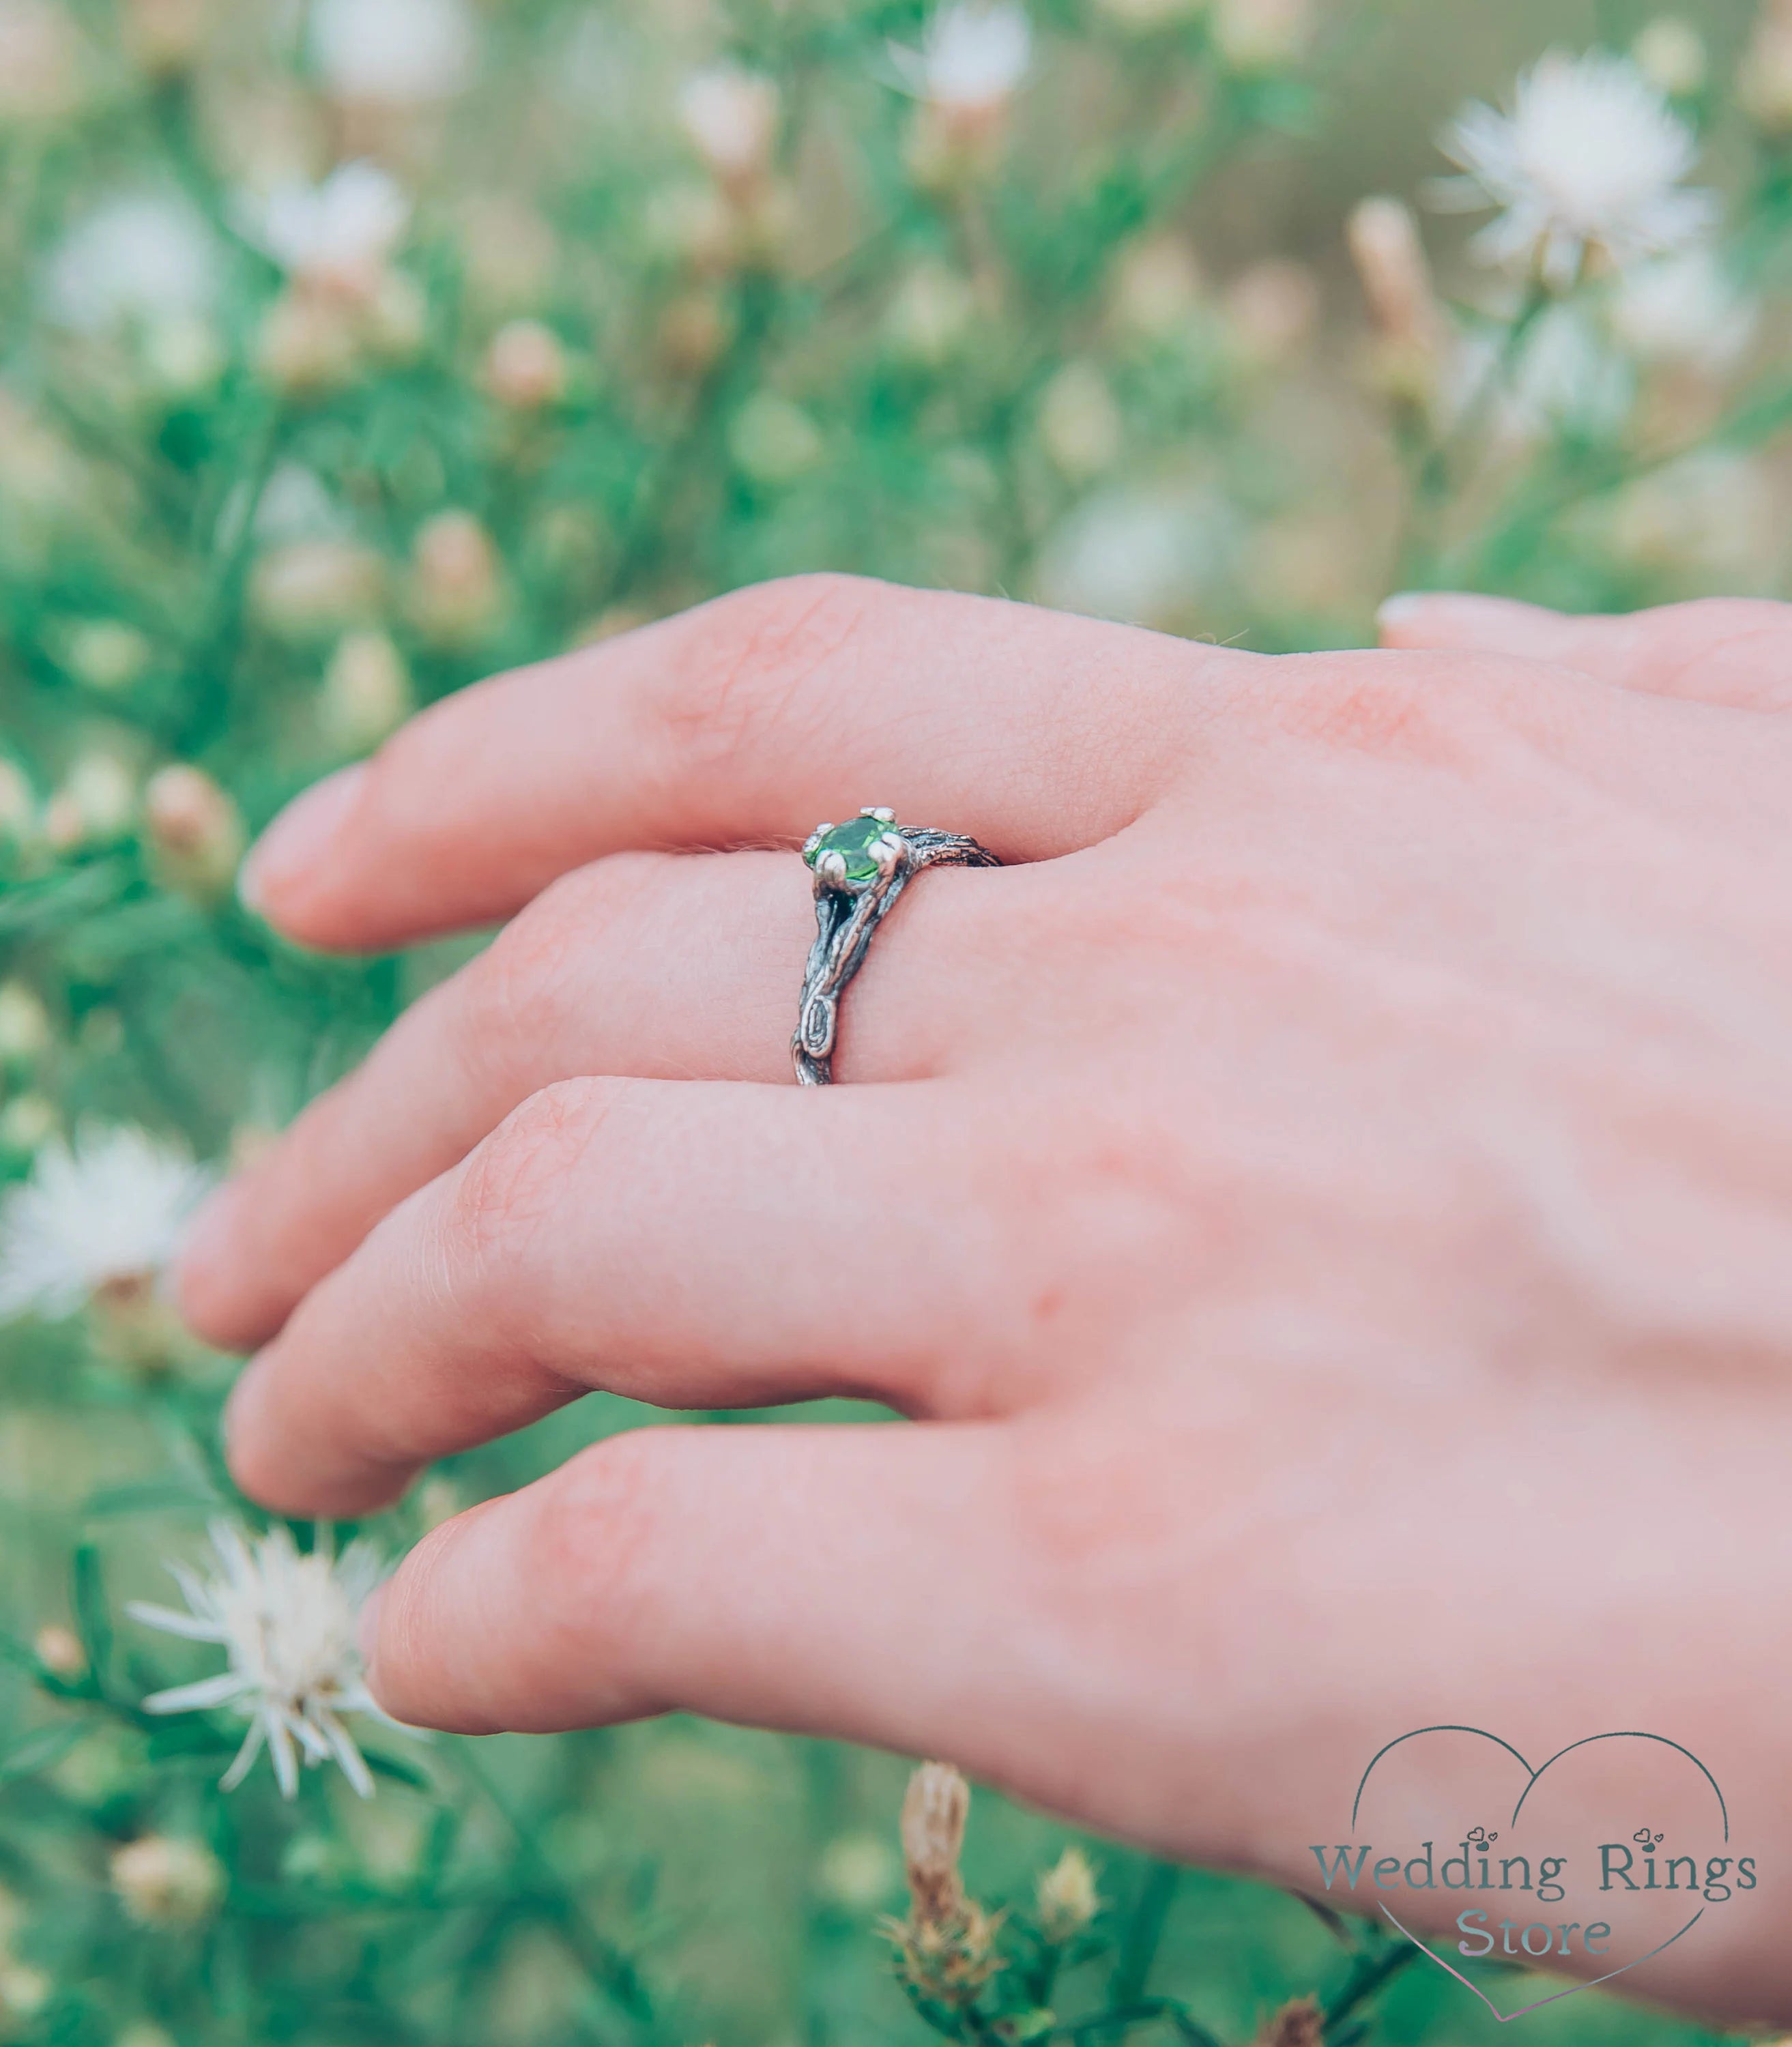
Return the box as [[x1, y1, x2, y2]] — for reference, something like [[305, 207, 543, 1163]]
[[455, 1741, 655, 2029], [1109, 1861, 1181, 2006]]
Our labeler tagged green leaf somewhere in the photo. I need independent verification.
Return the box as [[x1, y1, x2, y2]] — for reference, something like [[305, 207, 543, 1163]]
[[0, 1717, 90, 1785], [70, 1544, 113, 1687]]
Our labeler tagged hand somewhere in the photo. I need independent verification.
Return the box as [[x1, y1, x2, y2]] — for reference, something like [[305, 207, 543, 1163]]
[[180, 579, 1792, 2022]]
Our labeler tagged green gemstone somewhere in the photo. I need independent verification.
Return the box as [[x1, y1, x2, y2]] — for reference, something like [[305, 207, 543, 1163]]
[[805, 814, 897, 886]]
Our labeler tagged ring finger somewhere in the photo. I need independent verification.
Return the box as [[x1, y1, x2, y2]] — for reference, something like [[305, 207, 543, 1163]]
[[180, 845, 1017, 1351]]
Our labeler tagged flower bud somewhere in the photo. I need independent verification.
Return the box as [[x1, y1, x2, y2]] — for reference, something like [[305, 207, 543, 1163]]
[[321, 631, 411, 751], [143, 764, 245, 899], [657, 290, 734, 378], [32, 1623, 85, 1679], [1346, 197, 1446, 406], [250, 540, 386, 640], [257, 289, 362, 394], [816, 1830, 899, 1909], [0, 1962, 49, 2020], [1035, 1846, 1101, 1942], [0, 983, 50, 1062], [110, 1836, 225, 1926], [1211, 0, 1312, 71], [44, 752, 136, 852], [1224, 258, 1318, 365], [728, 393, 822, 485], [900, 1760, 969, 1926], [0, 0, 83, 122], [677, 65, 781, 190], [1110, 235, 1203, 339], [0, 1096, 56, 1152], [1633, 17, 1706, 96], [884, 262, 978, 366], [1741, 9, 1792, 133], [484, 320, 568, 409], [1258, 1998, 1323, 2047], [59, 620, 152, 693], [407, 510, 502, 645], [1038, 361, 1122, 479], [124, 0, 209, 74]]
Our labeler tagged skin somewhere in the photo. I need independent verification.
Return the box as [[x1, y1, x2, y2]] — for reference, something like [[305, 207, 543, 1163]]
[[179, 577, 1792, 2022]]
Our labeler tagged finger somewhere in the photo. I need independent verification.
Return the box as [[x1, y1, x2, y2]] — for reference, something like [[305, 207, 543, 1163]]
[[183, 846, 1001, 1352], [239, 572, 1220, 950], [362, 1421, 1016, 1758], [223, 1075, 1018, 1519], [1377, 592, 1792, 710]]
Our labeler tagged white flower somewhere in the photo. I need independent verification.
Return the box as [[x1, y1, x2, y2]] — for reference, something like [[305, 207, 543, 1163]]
[[889, 3, 1032, 113], [308, 0, 476, 104], [1610, 248, 1757, 368], [1437, 50, 1718, 289], [1034, 484, 1232, 628], [128, 1522, 396, 1799], [0, 1124, 209, 1320], [245, 162, 411, 291], [1443, 302, 1634, 443], [42, 192, 219, 335], [677, 64, 780, 184]]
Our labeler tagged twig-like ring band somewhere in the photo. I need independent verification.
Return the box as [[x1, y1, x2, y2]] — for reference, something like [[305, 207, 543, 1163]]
[[792, 809, 1000, 1086]]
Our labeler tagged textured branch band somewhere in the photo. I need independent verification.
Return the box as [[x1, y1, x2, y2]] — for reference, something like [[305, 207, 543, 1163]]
[[792, 811, 1000, 1087]]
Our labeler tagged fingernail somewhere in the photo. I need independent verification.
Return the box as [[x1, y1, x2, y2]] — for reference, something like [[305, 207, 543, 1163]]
[[238, 764, 366, 917], [1376, 591, 1439, 630]]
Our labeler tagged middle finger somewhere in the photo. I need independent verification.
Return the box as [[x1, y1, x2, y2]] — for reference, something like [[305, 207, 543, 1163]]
[[180, 845, 1006, 1351]]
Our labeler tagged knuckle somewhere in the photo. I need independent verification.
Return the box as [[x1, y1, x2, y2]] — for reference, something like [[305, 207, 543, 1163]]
[[462, 854, 669, 1071], [652, 572, 886, 785], [527, 1435, 672, 1706], [1278, 651, 1531, 768], [446, 1078, 616, 1270]]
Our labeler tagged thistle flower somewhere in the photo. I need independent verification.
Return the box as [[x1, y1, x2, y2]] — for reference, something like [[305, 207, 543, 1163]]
[[128, 1522, 394, 1799], [246, 163, 411, 297], [1257, 1999, 1323, 2047], [0, 1124, 208, 1322], [1436, 51, 1718, 289], [888, 4, 1032, 115], [884, 1762, 1004, 2006], [1035, 1846, 1101, 1943]]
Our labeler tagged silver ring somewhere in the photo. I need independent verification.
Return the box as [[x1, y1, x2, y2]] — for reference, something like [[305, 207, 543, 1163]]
[[792, 808, 1000, 1086]]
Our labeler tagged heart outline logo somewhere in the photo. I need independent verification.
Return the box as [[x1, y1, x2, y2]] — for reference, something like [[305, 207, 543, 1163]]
[[1347, 1725, 1729, 2022]]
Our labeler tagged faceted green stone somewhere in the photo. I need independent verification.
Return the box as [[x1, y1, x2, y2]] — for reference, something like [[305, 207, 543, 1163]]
[[805, 814, 896, 885]]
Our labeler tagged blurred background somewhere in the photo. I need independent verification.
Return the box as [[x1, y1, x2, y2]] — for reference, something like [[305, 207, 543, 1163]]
[[0, 1, 1786, 2043]]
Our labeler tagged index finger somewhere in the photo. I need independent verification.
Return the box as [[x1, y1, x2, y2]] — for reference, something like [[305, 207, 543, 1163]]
[[240, 573, 1224, 951]]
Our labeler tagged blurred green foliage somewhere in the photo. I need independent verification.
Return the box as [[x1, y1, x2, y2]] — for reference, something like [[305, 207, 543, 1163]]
[[0, 1, 1788, 2042]]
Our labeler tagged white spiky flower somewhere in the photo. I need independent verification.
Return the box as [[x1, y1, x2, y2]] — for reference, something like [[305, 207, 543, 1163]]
[[0, 1124, 209, 1320], [889, 3, 1032, 113], [1436, 50, 1717, 289], [245, 162, 411, 293], [308, 0, 476, 104], [42, 192, 219, 335], [128, 1522, 396, 1799]]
